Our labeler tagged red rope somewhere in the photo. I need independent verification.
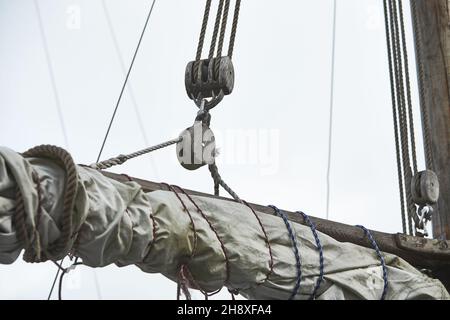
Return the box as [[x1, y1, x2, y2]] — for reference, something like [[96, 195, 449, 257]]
[[243, 201, 274, 284]]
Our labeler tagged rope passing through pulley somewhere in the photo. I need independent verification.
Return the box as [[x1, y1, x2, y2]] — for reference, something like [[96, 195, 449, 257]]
[[383, 0, 440, 237], [177, 0, 243, 201], [185, 0, 241, 111]]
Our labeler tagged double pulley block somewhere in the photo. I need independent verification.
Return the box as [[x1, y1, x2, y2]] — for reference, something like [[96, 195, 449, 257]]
[[185, 56, 234, 110]]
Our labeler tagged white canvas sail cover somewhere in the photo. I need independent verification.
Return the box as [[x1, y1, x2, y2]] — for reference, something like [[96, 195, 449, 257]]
[[0, 145, 448, 300]]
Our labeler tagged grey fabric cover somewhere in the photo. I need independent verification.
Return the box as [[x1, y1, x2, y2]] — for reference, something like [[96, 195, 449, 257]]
[[0, 146, 448, 300]]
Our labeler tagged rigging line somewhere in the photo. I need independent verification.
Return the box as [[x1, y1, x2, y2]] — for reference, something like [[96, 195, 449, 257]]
[[101, 0, 160, 179], [35, 0, 72, 300], [227, 0, 241, 58], [214, 0, 230, 78], [383, 0, 407, 234], [216, 0, 231, 58], [397, 0, 418, 175], [47, 258, 64, 300], [326, 0, 337, 221], [194, 0, 213, 78], [90, 137, 181, 170], [92, 269, 103, 300], [410, 1, 434, 171], [96, 0, 157, 163], [34, 0, 69, 147], [390, 0, 415, 234], [208, 0, 225, 60], [195, 0, 212, 61]]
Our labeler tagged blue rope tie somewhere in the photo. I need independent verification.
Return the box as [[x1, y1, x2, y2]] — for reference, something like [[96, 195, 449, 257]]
[[295, 211, 324, 300], [356, 225, 388, 300], [269, 205, 302, 300]]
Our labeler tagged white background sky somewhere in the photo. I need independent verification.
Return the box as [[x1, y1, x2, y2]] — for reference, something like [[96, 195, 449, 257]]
[[0, 0, 426, 299]]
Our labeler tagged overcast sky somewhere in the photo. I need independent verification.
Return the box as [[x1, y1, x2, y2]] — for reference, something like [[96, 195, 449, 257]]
[[0, 0, 426, 299]]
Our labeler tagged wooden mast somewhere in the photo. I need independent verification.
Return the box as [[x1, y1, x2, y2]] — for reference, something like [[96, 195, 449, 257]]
[[411, 0, 450, 240]]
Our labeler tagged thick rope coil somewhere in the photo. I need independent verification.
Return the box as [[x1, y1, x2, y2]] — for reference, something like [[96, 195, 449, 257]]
[[14, 145, 78, 262]]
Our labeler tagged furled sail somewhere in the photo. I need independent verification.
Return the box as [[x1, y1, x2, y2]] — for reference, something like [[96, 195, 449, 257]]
[[0, 145, 448, 300]]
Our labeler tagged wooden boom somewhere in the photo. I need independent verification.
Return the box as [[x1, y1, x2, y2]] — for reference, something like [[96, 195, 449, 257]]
[[102, 171, 450, 290]]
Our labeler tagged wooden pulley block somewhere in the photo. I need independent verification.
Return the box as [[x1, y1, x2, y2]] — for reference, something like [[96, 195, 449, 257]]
[[185, 56, 234, 101], [411, 170, 440, 205], [176, 122, 216, 171]]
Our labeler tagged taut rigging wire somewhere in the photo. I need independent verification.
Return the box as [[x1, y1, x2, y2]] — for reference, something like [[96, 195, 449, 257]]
[[102, 0, 160, 179], [326, 0, 337, 221], [47, 0, 158, 300], [96, 0, 157, 163], [33, 0, 75, 300], [34, 0, 69, 147]]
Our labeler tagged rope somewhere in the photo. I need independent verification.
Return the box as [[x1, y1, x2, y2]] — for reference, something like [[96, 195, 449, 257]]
[[172, 185, 231, 288], [14, 171, 44, 262], [47, 258, 63, 300], [383, 0, 407, 234], [102, 0, 160, 179], [385, 0, 417, 234], [161, 183, 198, 259], [397, 0, 418, 175], [160, 183, 200, 300], [194, 0, 212, 77], [90, 137, 181, 170], [214, 0, 231, 79], [195, 0, 212, 62], [243, 201, 274, 284], [15, 145, 78, 262], [326, 0, 337, 221], [390, 0, 415, 235], [208, 0, 225, 60], [96, 0, 156, 163], [295, 211, 324, 300], [410, 0, 434, 171], [48, 260, 83, 300], [227, 0, 241, 58], [269, 205, 301, 300], [217, 0, 231, 58], [35, 0, 76, 298], [194, 0, 242, 61], [34, 0, 69, 147], [208, 164, 242, 203], [356, 225, 388, 300]]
